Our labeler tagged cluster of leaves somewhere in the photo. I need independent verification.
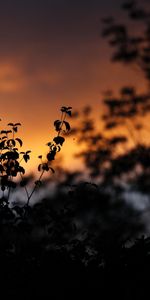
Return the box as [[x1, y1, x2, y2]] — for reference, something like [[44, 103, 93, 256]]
[[68, 3, 150, 187], [38, 106, 72, 173], [0, 106, 72, 206], [102, 0, 150, 85], [0, 122, 31, 201], [103, 87, 150, 120], [35, 107, 72, 189], [69, 88, 150, 195]]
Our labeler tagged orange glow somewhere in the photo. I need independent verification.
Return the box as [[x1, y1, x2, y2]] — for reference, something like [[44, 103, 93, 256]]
[[0, 59, 147, 175], [0, 1, 148, 175], [0, 63, 25, 93]]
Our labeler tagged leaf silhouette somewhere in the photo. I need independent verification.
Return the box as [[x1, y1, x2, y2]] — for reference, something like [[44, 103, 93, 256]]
[[15, 138, 23, 147], [7, 123, 14, 126], [23, 154, 30, 163], [18, 166, 25, 174], [14, 123, 21, 126], [13, 127, 18, 132], [54, 120, 62, 131], [7, 139, 16, 147], [49, 167, 55, 173], [38, 164, 42, 171], [42, 163, 49, 171], [47, 151, 56, 161], [53, 136, 65, 145], [63, 121, 70, 131]]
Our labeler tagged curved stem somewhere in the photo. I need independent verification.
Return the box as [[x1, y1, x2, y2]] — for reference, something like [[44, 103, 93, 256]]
[[19, 157, 24, 164], [58, 112, 66, 136]]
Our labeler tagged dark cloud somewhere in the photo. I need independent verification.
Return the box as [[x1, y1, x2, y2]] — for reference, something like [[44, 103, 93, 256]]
[[0, 0, 122, 48]]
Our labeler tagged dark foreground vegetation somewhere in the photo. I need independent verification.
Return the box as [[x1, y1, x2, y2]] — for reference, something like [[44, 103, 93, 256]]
[[0, 183, 150, 299], [1, 1, 150, 298]]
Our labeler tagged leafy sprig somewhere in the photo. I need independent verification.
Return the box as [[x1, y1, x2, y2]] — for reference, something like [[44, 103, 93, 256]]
[[0, 106, 72, 206]]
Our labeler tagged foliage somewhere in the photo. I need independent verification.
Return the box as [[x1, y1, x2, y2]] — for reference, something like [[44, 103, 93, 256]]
[[1, 1, 150, 297], [0, 106, 72, 206], [102, 0, 150, 88]]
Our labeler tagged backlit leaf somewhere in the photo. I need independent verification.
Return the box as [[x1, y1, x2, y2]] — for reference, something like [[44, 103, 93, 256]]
[[63, 121, 70, 131], [15, 138, 23, 147], [53, 136, 65, 145]]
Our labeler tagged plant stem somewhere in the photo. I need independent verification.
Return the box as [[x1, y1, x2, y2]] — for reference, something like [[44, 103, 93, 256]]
[[7, 175, 12, 202], [58, 112, 66, 136], [19, 172, 30, 200], [26, 169, 45, 206]]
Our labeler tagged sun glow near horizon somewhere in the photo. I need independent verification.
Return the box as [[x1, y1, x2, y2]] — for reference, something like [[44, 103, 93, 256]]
[[0, 0, 149, 177]]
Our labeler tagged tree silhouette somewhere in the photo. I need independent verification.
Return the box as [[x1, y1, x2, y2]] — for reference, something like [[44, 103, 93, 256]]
[[102, 0, 150, 90], [69, 1, 150, 198], [54, 0, 150, 274]]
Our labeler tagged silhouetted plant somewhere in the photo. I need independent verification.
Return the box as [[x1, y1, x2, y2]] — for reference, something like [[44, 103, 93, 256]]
[[0, 122, 30, 204], [67, 2, 150, 190], [0, 106, 72, 206]]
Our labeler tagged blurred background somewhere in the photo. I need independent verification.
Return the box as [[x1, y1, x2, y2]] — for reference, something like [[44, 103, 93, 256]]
[[0, 0, 148, 172]]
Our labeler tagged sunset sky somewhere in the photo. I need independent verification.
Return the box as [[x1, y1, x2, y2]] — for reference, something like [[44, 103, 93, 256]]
[[0, 0, 147, 172]]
